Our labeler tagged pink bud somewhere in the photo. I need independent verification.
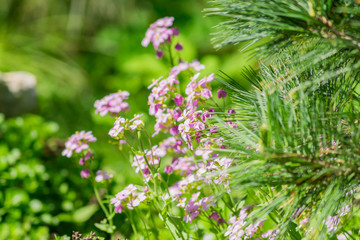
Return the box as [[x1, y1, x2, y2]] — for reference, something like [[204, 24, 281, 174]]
[[217, 88, 227, 99], [171, 28, 179, 36], [170, 126, 179, 136], [227, 109, 235, 116], [175, 43, 183, 51], [164, 165, 174, 174], [80, 169, 90, 178], [156, 50, 164, 58], [174, 94, 184, 106]]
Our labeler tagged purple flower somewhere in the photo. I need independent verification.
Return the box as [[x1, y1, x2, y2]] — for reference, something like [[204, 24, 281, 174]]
[[94, 91, 130, 117], [170, 126, 179, 136], [324, 215, 340, 233], [111, 184, 147, 214], [164, 165, 174, 174], [189, 60, 205, 71], [79, 151, 91, 165], [227, 109, 236, 116], [198, 73, 214, 87], [151, 17, 174, 29], [217, 88, 227, 99], [156, 50, 164, 58], [244, 219, 266, 238], [224, 206, 258, 238], [338, 205, 351, 216], [62, 131, 97, 158], [195, 149, 212, 160], [80, 169, 90, 178], [95, 170, 113, 182], [183, 198, 200, 223], [199, 195, 214, 211], [183, 211, 199, 223], [185, 200, 199, 212], [129, 114, 144, 131], [175, 43, 183, 51], [171, 28, 179, 36], [176, 197, 187, 208], [142, 17, 179, 52], [210, 126, 218, 135], [172, 109, 182, 121], [262, 230, 280, 240], [209, 211, 220, 221], [130, 192, 146, 208], [299, 218, 309, 228], [132, 150, 160, 182], [114, 205, 125, 213], [174, 94, 184, 106], [201, 88, 212, 99], [79, 158, 85, 165], [109, 117, 126, 138]]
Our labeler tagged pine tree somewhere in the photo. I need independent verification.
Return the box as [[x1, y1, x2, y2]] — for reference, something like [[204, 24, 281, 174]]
[[208, 0, 360, 238]]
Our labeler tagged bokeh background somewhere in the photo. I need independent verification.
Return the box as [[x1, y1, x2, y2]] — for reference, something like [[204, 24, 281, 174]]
[[0, 0, 256, 239]]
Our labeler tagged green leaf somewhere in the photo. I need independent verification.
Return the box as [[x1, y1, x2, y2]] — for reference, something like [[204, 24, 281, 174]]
[[73, 204, 98, 223], [94, 222, 114, 233]]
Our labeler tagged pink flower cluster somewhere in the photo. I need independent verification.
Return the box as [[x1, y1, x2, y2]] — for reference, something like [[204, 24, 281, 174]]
[[323, 205, 350, 233], [165, 174, 202, 201], [110, 184, 147, 213], [148, 60, 204, 115], [60, 16, 339, 240], [141, 17, 180, 57], [108, 114, 144, 139], [142, 19, 220, 152], [209, 211, 225, 226], [94, 91, 130, 117], [164, 155, 232, 199], [196, 156, 233, 193], [324, 216, 340, 233], [298, 217, 309, 229], [159, 136, 186, 155], [225, 206, 266, 240], [176, 192, 215, 223], [109, 117, 126, 138], [95, 170, 113, 182], [62, 131, 96, 158], [147, 60, 223, 154], [164, 156, 197, 176], [261, 230, 280, 240], [62, 131, 97, 178], [63, 17, 247, 239], [185, 72, 215, 102], [132, 147, 162, 182]]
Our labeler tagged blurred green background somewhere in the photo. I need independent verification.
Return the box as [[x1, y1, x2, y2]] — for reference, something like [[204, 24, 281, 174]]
[[0, 0, 256, 238]]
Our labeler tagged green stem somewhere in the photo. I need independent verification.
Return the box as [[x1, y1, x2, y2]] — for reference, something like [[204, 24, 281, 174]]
[[168, 42, 174, 67], [136, 208, 151, 240], [126, 211, 138, 237], [93, 184, 109, 215], [167, 214, 186, 240], [88, 155, 114, 239], [163, 218, 177, 240], [92, 181, 114, 239], [151, 198, 185, 240]]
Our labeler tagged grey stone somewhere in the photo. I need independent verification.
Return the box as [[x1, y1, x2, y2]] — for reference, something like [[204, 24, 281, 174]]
[[0, 71, 37, 117]]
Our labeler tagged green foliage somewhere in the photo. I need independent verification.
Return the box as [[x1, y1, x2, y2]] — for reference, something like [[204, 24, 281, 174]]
[[0, 1, 254, 202], [0, 114, 95, 239], [208, 0, 360, 52], [207, 0, 360, 100], [209, 0, 360, 238]]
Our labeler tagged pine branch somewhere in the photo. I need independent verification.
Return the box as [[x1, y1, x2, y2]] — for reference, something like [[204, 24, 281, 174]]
[[209, 0, 360, 237]]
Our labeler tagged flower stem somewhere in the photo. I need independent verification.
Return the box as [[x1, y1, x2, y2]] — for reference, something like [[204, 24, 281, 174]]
[[91, 178, 114, 239]]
